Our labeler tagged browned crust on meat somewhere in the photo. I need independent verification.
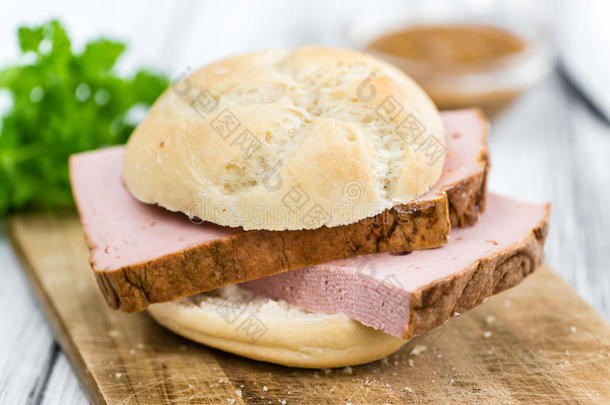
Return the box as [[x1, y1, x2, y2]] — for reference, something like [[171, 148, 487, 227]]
[[95, 196, 451, 312], [404, 202, 550, 339], [446, 108, 489, 227]]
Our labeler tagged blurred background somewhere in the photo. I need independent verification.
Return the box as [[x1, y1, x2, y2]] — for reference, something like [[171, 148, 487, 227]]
[[0, 0, 608, 403]]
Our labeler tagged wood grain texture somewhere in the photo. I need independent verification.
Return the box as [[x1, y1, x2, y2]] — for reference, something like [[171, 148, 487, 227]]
[[0, 230, 56, 405], [41, 353, 87, 405], [489, 74, 610, 319], [7, 212, 610, 404]]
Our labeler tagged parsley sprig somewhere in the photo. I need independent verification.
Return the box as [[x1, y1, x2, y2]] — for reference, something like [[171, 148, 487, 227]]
[[0, 20, 169, 216]]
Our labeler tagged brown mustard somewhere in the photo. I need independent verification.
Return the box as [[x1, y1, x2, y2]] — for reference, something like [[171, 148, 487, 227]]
[[367, 25, 528, 116]]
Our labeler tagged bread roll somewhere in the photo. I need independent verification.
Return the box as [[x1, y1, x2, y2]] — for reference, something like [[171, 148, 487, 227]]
[[148, 285, 407, 368], [124, 46, 445, 230]]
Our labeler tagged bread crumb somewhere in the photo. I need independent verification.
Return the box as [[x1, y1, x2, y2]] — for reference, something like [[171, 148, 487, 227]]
[[129, 349, 135, 355], [403, 386, 413, 392], [408, 359, 415, 367], [115, 373, 122, 378], [235, 389, 242, 398], [449, 379, 455, 384], [570, 326, 577, 333], [486, 315, 496, 324], [227, 399, 235, 404], [188, 384, 194, 390], [322, 368, 332, 375], [410, 345, 427, 356], [453, 311, 460, 317], [189, 396, 194, 400], [279, 400, 286, 405], [263, 385, 268, 392], [381, 357, 389, 366], [483, 331, 492, 338], [343, 366, 353, 374]]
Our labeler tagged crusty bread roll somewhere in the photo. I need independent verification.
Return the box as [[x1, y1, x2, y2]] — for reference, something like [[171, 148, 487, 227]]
[[124, 46, 445, 230], [148, 285, 407, 368]]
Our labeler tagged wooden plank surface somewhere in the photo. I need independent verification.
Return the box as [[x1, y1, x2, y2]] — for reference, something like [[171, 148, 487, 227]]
[[7, 212, 610, 404], [0, 229, 57, 405], [41, 353, 87, 405], [489, 74, 610, 319]]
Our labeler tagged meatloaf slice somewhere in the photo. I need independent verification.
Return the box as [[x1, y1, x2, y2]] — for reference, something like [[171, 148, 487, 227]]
[[243, 193, 550, 338], [70, 109, 488, 312]]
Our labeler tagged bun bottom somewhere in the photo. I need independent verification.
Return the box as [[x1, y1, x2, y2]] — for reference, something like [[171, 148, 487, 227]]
[[147, 285, 407, 368]]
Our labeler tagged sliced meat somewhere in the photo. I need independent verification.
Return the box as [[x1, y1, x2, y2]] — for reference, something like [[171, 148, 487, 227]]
[[70, 109, 488, 312], [243, 193, 550, 338]]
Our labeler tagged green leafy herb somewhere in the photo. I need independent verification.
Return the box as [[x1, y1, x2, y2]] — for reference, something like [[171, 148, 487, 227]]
[[0, 20, 169, 216]]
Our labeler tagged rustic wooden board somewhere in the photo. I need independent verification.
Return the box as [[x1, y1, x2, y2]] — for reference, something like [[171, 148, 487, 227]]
[[7, 213, 610, 405]]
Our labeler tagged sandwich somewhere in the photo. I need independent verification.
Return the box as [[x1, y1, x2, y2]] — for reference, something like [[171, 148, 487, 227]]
[[69, 46, 550, 368]]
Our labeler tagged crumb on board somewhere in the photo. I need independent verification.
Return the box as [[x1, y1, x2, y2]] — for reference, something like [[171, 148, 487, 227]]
[[483, 331, 492, 338], [410, 345, 427, 356], [343, 366, 353, 374]]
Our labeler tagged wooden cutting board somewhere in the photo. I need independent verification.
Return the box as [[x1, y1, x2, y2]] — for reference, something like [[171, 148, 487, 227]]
[[7, 213, 610, 404]]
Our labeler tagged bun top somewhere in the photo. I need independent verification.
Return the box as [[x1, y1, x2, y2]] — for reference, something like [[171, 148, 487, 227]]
[[123, 46, 445, 230]]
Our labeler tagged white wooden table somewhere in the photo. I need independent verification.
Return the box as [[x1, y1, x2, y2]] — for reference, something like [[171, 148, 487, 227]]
[[1, 1, 609, 403]]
